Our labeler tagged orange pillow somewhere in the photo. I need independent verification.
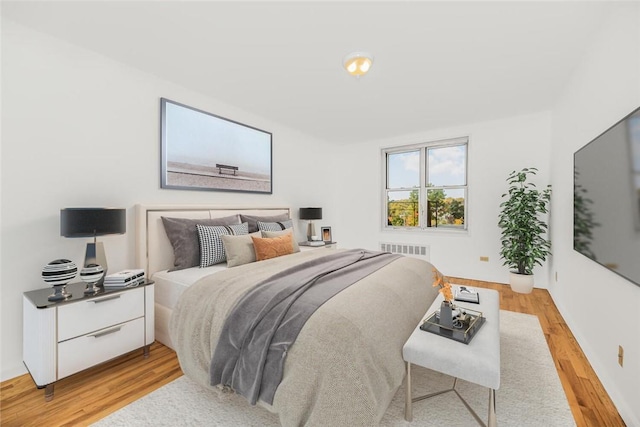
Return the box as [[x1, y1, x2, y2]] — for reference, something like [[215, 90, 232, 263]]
[[252, 234, 294, 261]]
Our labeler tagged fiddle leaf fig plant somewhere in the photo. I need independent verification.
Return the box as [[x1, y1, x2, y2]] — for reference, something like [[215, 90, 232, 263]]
[[498, 168, 552, 275]]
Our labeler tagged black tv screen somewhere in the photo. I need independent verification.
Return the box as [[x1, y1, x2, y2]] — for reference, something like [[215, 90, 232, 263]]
[[574, 105, 640, 287]]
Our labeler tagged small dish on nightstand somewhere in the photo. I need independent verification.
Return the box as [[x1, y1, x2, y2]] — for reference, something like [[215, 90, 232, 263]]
[[299, 241, 337, 250]]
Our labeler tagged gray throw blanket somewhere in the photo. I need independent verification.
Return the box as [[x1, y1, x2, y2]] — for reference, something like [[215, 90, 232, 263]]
[[210, 249, 401, 405]]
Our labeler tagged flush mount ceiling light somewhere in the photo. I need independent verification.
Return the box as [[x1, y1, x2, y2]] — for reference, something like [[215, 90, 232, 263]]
[[343, 52, 373, 77]]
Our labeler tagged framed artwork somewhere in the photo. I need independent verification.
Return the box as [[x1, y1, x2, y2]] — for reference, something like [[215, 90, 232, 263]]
[[321, 226, 332, 242], [160, 98, 273, 194]]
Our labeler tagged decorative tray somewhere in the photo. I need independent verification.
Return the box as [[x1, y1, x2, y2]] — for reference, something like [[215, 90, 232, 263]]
[[419, 307, 485, 344]]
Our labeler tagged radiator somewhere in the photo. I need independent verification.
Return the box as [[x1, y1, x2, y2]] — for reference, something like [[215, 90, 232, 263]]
[[380, 242, 430, 260]]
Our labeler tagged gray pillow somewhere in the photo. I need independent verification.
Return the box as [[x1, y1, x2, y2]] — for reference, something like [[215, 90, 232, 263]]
[[221, 232, 262, 267], [240, 213, 290, 233], [261, 229, 300, 253], [161, 215, 240, 271]]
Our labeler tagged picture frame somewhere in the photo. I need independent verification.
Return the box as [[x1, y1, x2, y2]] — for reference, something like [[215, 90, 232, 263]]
[[160, 98, 273, 194], [321, 226, 332, 243]]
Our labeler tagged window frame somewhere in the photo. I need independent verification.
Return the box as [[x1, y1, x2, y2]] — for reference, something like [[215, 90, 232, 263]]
[[382, 136, 469, 232]]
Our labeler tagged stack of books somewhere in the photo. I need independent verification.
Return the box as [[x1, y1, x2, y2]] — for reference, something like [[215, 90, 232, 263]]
[[104, 269, 145, 287], [454, 286, 480, 303]]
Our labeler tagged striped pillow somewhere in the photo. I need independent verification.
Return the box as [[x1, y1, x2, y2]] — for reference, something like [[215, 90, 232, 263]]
[[257, 219, 293, 232], [196, 223, 248, 267]]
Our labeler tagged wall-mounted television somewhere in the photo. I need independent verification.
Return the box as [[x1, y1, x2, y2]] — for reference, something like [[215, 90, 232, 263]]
[[574, 105, 640, 287]]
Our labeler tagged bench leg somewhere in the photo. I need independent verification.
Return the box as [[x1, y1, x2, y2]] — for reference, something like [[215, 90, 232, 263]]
[[405, 362, 412, 421], [488, 388, 497, 427], [408, 374, 494, 427]]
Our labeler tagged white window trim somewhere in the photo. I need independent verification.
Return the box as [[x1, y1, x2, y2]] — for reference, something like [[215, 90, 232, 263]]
[[382, 136, 469, 232]]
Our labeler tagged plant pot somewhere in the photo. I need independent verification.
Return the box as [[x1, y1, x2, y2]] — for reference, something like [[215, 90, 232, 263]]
[[509, 272, 534, 294]]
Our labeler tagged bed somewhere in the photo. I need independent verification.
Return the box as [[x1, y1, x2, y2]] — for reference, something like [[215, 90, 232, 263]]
[[135, 204, 439, 426]]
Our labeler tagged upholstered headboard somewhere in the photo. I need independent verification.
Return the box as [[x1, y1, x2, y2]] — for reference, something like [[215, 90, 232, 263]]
[[135, 204, 291, 276]]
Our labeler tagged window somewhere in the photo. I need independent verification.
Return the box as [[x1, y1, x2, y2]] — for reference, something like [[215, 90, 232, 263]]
[[384, 137, 468, 231]]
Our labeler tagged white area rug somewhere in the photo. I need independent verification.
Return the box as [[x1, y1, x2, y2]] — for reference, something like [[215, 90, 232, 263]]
[[94, 311, 574, 426]]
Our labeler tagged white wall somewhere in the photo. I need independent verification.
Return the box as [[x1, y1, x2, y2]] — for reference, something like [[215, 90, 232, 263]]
[[548, 4, 640, 425], [331, 112, 552, 285], [0, 20, 335, 381]]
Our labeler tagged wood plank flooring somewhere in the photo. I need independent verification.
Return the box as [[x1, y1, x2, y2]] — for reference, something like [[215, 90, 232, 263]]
[[0, 343, 181, 426], [0, 279, 625, 426], [451, 278, 625, 427]]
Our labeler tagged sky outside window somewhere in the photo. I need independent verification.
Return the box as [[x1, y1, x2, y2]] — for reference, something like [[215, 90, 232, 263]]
[[388, 151, 419, 188], [387, 145, 466, 189], [427, 145, 466, 186]]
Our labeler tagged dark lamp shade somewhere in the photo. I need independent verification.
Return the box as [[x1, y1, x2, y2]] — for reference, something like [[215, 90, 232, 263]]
[[60, 208, 126, 237], [299, 207, 322, 220]]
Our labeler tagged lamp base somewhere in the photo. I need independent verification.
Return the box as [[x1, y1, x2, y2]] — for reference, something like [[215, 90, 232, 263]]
[[306, 221, 316, 241], [84, 282, 101, 295], [48, 285, 71, 301], [85, 242, 108, 286]]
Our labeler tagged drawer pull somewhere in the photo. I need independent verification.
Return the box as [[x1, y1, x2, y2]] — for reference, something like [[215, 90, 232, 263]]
[[89, 326, 122, 338], [91, 295, 121, 304]]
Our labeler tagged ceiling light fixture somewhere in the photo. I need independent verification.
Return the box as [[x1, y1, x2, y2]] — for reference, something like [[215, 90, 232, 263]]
[[343, 52, 373, 78]]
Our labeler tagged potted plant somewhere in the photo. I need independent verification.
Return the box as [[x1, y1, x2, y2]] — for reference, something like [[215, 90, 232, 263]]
[[498, 167, 551, 293]]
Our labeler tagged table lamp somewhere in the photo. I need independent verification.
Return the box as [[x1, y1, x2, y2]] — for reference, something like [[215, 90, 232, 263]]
[[60, 208, 126, 285], [299, 207, 322, 241]]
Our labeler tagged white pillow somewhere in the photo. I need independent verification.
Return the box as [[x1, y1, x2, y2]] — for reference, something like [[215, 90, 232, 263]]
[[221, 232, 261, 267]]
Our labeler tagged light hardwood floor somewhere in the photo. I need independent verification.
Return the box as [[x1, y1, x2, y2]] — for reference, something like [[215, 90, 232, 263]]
[[0, 279, 625, 426]]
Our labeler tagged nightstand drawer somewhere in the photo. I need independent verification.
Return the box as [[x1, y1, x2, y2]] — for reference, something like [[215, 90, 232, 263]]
[[58, 288, 144, 341], [58, 317, 145, 379]]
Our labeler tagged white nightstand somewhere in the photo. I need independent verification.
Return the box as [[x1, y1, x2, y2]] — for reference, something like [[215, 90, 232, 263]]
[[23, 280, 155, 400], [298, 241, 337, 251]]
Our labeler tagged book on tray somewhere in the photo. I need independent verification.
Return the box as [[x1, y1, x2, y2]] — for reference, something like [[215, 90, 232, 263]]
[[454, 286, 479, 303], [103, 269, 145, 286]]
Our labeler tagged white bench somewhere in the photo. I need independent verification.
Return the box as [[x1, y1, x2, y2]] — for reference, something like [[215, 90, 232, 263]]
[[402, 286, 500, 426]]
